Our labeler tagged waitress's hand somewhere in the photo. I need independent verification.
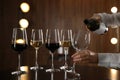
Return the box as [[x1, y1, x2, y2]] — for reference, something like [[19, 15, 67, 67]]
[[71, 50, 98, 64], [91, 13, 102, 21]]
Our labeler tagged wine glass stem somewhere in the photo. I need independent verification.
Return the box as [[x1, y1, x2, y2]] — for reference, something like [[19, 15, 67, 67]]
[[50, 52, 54, 80], [64, 70, 67, 80], [18, 76, 21, 80], [51, 72, 54, 80], [18, 54, 21, 71], [35, 70, 38, 80], [72, 63, 76, 73], [35, 49, 39, 80], [18, 53, 21, 80], [35, 49, 39, 67], [64, 47, 69, 67], [51, 52, 54, 69]]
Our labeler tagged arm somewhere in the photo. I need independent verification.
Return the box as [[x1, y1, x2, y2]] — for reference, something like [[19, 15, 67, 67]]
[[98, 53, 120, 68], [71, 50, 120, 68], [93, 12, 120, 26], [84, 12, 120, 34]]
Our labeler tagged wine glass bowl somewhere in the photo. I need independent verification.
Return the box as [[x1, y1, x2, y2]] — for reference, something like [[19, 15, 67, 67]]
[[72, 30, 90, 51], [30, 29, 44, 49], [11, 28, 28, 80], [11, 39, 28, 53]]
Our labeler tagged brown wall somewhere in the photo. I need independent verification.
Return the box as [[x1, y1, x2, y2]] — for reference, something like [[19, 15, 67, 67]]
[[0, 0, 120, 70]]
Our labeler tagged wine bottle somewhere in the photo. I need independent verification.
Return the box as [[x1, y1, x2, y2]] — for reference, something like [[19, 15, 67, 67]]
[[84, 19, 100, 31], [84, 19, 108, 34]]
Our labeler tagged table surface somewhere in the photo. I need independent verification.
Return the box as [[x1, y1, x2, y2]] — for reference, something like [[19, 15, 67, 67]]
[[1, 65, 120, 80]]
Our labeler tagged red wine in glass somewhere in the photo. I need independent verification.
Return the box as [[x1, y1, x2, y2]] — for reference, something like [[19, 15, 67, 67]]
[[11, 43, 28, 53], [45, 43, 60, 53]]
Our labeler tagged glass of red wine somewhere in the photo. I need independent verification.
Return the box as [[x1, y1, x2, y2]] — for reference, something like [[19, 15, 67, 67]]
[[30, 29, 44, 80], [45, 29, 60, 80], [11, 28, 28, 80]]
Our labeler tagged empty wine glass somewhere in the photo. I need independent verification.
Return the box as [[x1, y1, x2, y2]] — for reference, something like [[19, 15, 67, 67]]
[[11, 28, 28, 80], [30, 29, 44, 80], [45, 29, 60, 80], [70, 29, 90, 80]]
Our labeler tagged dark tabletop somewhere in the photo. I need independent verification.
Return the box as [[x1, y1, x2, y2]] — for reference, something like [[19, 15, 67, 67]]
[[1, 65, 120, 80]]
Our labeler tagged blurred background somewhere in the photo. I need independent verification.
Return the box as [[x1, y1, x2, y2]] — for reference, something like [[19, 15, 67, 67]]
[[0, 0, 120, 71]]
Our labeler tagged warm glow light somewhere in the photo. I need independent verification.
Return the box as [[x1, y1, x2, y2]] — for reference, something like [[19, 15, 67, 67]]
[[19, 18, 29, 28], [20, 66, 28, 72], [16, 39, 25, 44], [111, 6, 118, 13], [110, 37, 118, 44], [110, 69, 118, 80], [20, 66, 29, 80], [20, 2, 30, 13]]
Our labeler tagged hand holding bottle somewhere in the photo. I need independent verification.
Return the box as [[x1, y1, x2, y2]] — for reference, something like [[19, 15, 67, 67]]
[[84, 14, 108, 35]]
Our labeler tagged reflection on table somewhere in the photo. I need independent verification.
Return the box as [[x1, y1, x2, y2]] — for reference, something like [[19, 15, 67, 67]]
[[1, 65, 120, 80]]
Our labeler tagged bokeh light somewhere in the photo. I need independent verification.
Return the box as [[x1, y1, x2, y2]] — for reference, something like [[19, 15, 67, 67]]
[[20, 2, 30, 13], [19, 18, 29, 28], [110, 37, 118, 45], [111, 6, 118, 13]]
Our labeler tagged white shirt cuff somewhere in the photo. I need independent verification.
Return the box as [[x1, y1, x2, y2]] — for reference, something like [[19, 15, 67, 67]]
[[98, 53, 120, 68]]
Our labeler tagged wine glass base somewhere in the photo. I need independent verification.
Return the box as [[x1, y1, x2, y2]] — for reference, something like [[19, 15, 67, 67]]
[[30, 66, 44, 71], [66, 78, 80, 80], [11, 70, 26, 76], [46, 68, 60, 72], [67, 72, 80, 80], [60, 66, 72, 70]]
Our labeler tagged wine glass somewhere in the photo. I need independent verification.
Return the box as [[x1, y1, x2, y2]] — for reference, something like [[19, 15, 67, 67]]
[[59, 29, 72, 70], [45, 29, 60, 80], [70, 29, 90, 80], [59, 29, 72, 80], [11, 28, 28, 80], [30, 29, 44, 80]]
